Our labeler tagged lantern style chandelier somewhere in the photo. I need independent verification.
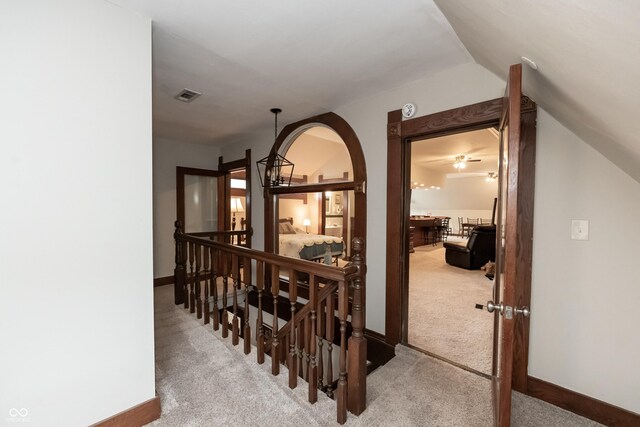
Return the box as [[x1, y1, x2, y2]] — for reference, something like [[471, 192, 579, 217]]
[[256, 108, 295, 188]]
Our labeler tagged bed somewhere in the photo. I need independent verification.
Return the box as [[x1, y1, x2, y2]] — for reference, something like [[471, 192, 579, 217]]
[[278, 218, 344, 265]]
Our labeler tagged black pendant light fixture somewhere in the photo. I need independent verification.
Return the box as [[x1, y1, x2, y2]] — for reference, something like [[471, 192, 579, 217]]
[[256, 108, 294, 188]]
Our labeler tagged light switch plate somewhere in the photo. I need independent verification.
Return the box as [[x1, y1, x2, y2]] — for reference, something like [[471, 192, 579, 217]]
[[571, 219, 589, 241]]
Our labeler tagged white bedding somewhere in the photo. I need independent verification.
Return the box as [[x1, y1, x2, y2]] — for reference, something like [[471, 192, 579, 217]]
[[279, 232, 343, 259]]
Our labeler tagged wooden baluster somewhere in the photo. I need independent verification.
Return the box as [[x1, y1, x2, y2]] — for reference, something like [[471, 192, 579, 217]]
[[221, 251, 229, 338], [173, 221, 186, 306], [212, 248, 220, 331], [337, 279, 348, 425], [232, 254, 239, 346], [303, 315, 310, 381], [256, 261, 265, 364], [271, 264, 280, 376], [326, 293, 335, 399], [288, 270, 298, 389], [203, 245, 210, 324], [297, 321, 304, 379], [243, 257, 251, 355], [308, 274, 318, 403], [195, 244, 202, 319], [347, 238, 367, 415], [189, 242, 195, 313], [282, 333, 288, 363], [317, 298, 325, 391]]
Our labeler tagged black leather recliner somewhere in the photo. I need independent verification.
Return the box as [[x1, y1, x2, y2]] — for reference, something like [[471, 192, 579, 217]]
[[444, 225, 496, 270]]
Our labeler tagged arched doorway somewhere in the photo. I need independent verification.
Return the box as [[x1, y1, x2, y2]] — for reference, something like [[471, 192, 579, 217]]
[[262, 112, 367, 260]]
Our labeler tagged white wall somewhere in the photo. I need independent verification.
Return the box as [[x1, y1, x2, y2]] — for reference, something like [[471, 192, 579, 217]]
[[411, 175, 497, 232], [153, 138, 221, 278], [220, 61, 640, 413], [529, 110, 640, 413], [0, 1, 154, 426]]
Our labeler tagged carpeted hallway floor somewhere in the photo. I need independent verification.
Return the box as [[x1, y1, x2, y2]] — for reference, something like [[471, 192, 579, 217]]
[[408, 240, 494, 374], [150, 285, 600, 426]]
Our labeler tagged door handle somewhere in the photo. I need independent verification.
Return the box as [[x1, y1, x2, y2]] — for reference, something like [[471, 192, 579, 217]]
[[475, 301, 503, 314], [476, 302, 531, 319]]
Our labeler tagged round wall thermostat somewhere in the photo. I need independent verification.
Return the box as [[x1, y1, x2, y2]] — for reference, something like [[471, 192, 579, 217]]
[[402, 103, 416, 118]]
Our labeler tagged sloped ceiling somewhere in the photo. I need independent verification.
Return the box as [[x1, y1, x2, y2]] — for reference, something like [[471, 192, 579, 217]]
[[434, 0, 640, 182], [109, 0, 471, 145]]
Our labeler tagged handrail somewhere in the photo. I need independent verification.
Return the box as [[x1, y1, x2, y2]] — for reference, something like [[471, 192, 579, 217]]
[[188, 230, 249, 238], [179, 231, 358, 282], [173, 220, 365, 424]]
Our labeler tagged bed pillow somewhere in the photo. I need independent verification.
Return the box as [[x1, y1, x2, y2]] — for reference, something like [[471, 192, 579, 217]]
[[279, 222, 296, 234]]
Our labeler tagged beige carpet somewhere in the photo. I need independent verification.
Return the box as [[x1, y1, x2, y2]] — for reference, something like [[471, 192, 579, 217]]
[[151, 285, 601, 426], [408, 242, 494, 374]]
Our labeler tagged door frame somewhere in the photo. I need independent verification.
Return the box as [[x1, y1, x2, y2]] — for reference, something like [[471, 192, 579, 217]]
[[219, 149, 252, 247], [385, 96, 537, 393]]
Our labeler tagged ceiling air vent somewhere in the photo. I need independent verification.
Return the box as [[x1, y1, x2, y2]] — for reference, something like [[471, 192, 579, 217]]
[[175, 88, 201, 103]]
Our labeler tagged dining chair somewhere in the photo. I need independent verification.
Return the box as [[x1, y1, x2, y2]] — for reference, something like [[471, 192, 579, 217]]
[[437, 217, 450, 243]]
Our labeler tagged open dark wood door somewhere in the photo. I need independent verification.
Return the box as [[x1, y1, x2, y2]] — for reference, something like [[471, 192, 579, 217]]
[[492, 63, 524, 426]]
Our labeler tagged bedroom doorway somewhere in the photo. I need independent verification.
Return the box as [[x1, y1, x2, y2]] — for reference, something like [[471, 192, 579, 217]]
[[407, 128, 500, 376], [219, 149, 252, 247]]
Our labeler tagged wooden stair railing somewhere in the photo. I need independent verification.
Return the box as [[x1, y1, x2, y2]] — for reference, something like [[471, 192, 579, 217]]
[[173, 221, 366, 424]]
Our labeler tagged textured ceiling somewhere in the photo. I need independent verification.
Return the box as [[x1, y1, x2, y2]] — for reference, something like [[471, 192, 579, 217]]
[[434, 0, 640, 182], [109, 0, 471, 145]]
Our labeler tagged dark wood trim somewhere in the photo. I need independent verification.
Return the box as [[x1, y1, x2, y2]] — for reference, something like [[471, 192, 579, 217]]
[[271, 181, 355, 195], [511, 106, 537, 394], [219, 158, 247, 172], [91, 396, 160, 427], [363, 329, 395, 367], [154, 276, 174, 287], [218, 149, 252, 247], [385, 109, 404, 345], [527, 376, 640, 427], [385, 96, 537, 395], [401, 98, 502, 138], [263, 112, 367, 261]]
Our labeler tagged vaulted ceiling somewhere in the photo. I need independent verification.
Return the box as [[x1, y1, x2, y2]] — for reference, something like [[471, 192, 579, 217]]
[[434, 0, 640, 182], [112, 0, 640, 182]]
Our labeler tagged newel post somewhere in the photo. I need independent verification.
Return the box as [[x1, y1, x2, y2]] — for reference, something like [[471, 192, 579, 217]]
[[347, 237, 367, 415], [174, 220, 186, 305]]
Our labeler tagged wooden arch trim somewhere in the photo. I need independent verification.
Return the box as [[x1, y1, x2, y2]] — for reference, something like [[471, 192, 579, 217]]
[[263, 112, 367, 256]]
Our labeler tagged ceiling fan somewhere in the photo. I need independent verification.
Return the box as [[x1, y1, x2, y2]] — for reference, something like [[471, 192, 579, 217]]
[[453, 155, 481, 169]]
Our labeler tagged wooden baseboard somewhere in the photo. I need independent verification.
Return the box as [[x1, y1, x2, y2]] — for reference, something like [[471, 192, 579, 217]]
[[154, 276, 174, 287], [527, 376, 640, 426], [92, 395, 160, 427], [364, 328, 395, 367]]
